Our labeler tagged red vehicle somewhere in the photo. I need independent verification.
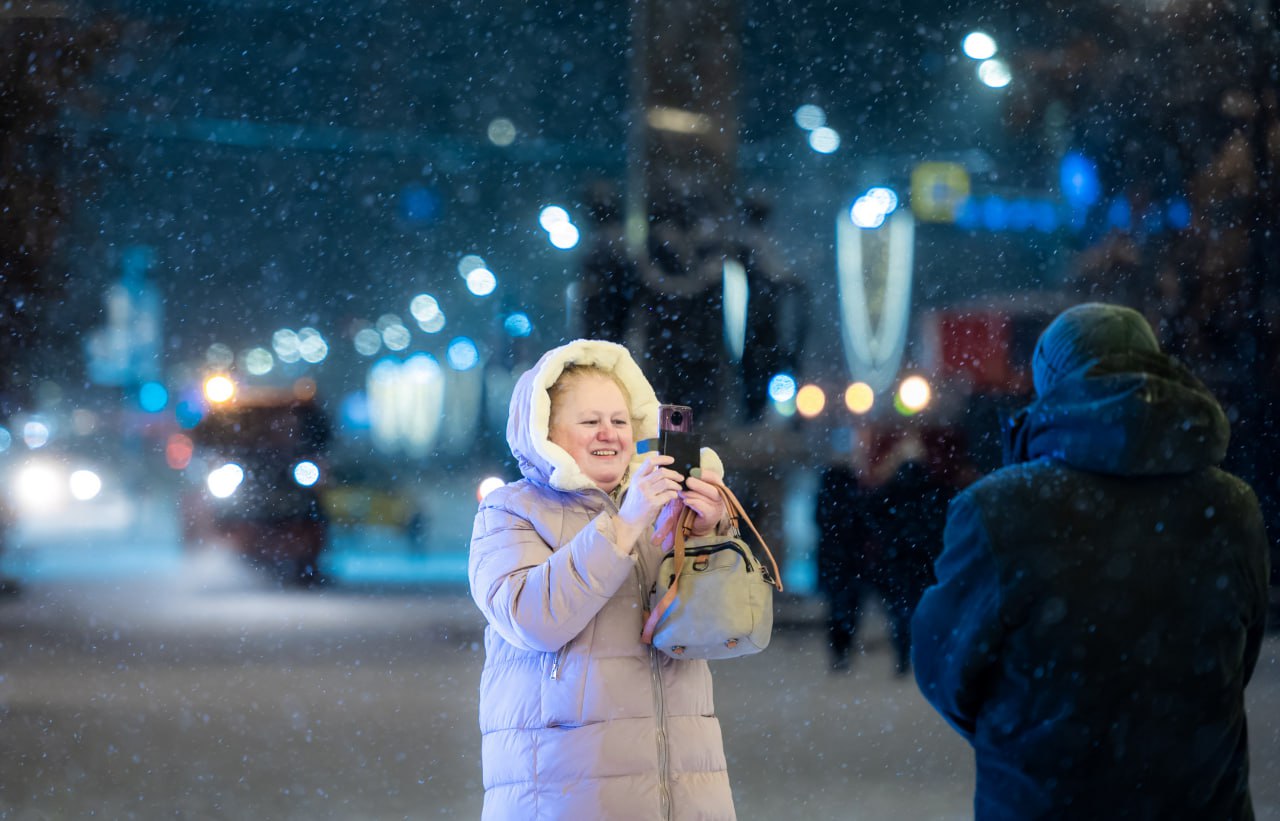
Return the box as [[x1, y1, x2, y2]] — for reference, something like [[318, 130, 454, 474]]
[[180, 390, 331, 584]]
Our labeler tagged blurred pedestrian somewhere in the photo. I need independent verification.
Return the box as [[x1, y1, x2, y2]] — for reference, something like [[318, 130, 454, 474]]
[[863, 430, 956, 676], [912, 303, 1269, 819], [814, 461, 871, 672], [468, 339, 737, 819]]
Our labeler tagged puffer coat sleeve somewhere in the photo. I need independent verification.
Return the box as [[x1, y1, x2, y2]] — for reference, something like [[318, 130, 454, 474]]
[[469, 484, 637, 653]]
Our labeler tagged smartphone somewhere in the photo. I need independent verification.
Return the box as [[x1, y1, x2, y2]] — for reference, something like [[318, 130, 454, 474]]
[[657, 404, 700, 484]]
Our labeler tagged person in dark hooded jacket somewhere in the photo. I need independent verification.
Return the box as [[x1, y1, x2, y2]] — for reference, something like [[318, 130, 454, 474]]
[[912, 302, 1269, 821]]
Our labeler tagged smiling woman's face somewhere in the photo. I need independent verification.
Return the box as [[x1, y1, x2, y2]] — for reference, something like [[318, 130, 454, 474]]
[[548, 373, 635, 492]]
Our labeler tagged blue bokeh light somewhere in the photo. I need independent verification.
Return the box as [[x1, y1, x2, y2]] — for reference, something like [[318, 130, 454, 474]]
[[768, 373, 797, 403], [139, 381, 168, 413], [503, 312, 532, 337], [1166, 198, 1192, 230], [1060, 152, 1101, 209], [447, 336, 480, 371]]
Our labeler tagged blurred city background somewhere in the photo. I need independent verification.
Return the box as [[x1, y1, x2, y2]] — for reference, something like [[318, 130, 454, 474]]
[[2, 0, 1280, 816]]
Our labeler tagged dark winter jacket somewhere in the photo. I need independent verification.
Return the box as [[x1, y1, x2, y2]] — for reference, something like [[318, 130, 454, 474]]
[[868, 459, 953, 602], [912, 349, 1269, 820]]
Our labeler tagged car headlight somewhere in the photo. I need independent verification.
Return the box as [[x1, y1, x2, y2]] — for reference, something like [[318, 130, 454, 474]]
[[15, 461, 66, 513]]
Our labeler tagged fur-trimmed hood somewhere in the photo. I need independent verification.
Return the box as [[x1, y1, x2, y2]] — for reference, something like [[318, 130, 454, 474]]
[[506, 339, 724, 492], [506, 340, 661, 492]]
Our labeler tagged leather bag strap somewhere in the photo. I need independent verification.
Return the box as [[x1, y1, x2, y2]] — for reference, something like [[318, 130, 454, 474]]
[[641, 484, 783, 645]]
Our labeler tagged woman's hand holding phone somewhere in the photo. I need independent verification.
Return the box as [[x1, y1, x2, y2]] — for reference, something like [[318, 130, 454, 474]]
[[615, 454, 682, 553], [680, 471, 725, 537]]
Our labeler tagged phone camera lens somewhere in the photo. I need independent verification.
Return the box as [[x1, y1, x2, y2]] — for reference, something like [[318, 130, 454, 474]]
[[670, 411, 684, 426]]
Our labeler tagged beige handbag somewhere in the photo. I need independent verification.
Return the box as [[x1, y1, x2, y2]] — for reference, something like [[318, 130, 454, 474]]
[[641, 484, 783, 660]]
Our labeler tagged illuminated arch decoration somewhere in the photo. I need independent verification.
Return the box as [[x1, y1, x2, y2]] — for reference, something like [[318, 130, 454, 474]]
[[368, 354, 445, 457], [836, 208, 915, 394]]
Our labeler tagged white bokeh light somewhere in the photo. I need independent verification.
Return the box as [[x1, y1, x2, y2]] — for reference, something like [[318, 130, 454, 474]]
[[549, 222, 580, 250], [465, 267, 498, 296], [69, 469, 102, 501], [243, 347, 274, 376], [963, 31, 998, 60], [207, 463, 245, 499], [477, 476, 505, 502], [272, 329, 301, 364], [382, 323, 411, 351], [487, 117, 516, 146], [22, 420, 51, 449], [793, 103, 826, 131], [298, 327, 329, 363], [808, 126, 840, 154], [293, 460, 320, 487], [457, 254, 486, 276], [354, 327, 382, 356], [418, 312, 446, 333], [410, 294, 441, 323], [978, 59, 1012, 88], [538, 206, 571, 231]]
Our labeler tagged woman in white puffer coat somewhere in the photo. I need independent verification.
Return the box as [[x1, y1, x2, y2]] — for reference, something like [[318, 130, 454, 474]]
[[468, 339, 736, 820]]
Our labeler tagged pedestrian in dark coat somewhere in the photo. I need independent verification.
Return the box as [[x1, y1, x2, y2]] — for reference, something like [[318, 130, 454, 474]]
[[912, 302, 1269, 820], [866, 432, 956, 674], [815, 462, 872, 672]]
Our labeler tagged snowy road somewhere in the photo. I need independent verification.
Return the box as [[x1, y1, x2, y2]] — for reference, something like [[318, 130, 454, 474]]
[[2, 550, 1280, 819]]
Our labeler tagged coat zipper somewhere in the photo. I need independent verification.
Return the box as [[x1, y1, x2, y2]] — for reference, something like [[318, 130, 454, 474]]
[[639, 571, 672, 820], [549, 645, 568, 680]]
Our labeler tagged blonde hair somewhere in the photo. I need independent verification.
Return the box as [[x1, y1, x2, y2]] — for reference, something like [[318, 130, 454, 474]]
[[547, 364, 635, 431]]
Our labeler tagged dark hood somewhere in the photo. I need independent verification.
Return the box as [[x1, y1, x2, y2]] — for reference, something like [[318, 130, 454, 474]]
[[1004, 350, 1230, 477]]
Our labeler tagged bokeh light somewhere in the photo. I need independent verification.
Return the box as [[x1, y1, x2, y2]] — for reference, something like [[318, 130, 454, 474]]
[[69, 469, 102, 501], [504, 312, 533, 337], [272, 329, 301, 364], [962, 31, 997, 60], [204, 375, 236, 404], [978, 59, 1012, 88], [465, 267, 498, 296], [793, 103, 826, 131], [844, 382, 875, 414], [23, 420, 51, 449], [478, 476, 505, 502], [298, 327, 329, 364], [447, 336, 480, 370], [538, 206, 571, 231], [487, 117, 516, 146], [796, 384, 826, 418], [293, 460, 321, 487], [354, 327, 383, 356], [166, 433, 194, 470], [808, 126, 840, 154], [768, 373, 797, 403], [896, 375, 932, 414], [139, 381, 169, 413], [549, 222, 580, 250], [243, 347, 274, 376], [207, 463, 244, 499], [410, 294, 441, 323]]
